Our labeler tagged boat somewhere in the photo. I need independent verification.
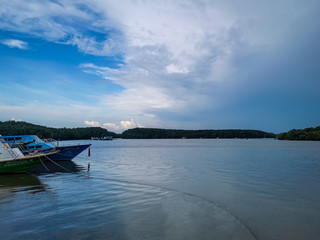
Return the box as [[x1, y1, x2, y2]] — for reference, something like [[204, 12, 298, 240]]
[[0, 135, 59, 174], [3, 135, 91, 161], [91, 136, 113, 140]]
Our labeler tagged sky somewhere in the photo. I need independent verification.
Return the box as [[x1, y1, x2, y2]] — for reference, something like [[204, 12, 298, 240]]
[[0, 0, 319, 133]]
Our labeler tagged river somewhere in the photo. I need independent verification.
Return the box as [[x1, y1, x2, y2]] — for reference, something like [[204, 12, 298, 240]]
[[0, 139, 319, 240]]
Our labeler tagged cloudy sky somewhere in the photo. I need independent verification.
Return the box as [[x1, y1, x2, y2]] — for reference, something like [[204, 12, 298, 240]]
[[0, 0, 319, 133]]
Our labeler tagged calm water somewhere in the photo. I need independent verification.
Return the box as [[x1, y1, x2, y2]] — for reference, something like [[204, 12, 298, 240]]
[[1, 139, 320, 240]]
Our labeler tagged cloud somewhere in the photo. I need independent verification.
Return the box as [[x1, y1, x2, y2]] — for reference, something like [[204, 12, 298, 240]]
[[166, 64, 190, 74], [119, 119, 144, 130], [1, 39, 28, 49], [83, 120, 102, 128], [84, 119, 144, 132], [77, 1, 259, 116], [0, 0, 123, 56], [1, 0, 319, 131], [79, 1, 320, 127], [10, 117, 22, 122]]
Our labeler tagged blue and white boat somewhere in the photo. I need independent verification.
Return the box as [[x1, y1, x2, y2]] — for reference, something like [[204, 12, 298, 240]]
[[3, 135, 91, 161], [0, 135, 59, 173]]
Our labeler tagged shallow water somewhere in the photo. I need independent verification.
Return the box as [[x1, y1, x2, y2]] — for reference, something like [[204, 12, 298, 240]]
[[0, 139, 319, 240]]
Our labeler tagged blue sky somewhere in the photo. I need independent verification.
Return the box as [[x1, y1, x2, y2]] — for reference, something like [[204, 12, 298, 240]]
[[0, 0, 319, 133]]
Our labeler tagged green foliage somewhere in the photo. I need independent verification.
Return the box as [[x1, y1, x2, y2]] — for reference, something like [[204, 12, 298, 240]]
[[122, 128, 275, 139], [0, 120, 281, 140], [277, 126, 320, 141], [0, 121, 118, 140]]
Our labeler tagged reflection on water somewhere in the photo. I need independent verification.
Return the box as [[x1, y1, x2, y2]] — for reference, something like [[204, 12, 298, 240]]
[[0, 173, 42, 188], [0, 174, 45, 202], [28, 160, 86, 174]]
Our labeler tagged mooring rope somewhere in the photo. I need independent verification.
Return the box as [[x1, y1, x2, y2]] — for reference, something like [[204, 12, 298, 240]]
[[39, 157, 50, 172], [39, 153, 74, 173]]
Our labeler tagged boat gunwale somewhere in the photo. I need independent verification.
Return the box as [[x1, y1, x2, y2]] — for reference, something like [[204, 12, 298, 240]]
[[0, 150, 60, 163]]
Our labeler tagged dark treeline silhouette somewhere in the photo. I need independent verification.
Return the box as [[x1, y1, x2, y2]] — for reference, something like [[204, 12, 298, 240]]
[[12, 120, 320, 140], [0, 121, 118, 140], [277, 126, 320, 140], [122, 128, 275, 139], [2, 121, 319, 140], [0, 121, 276, 140]]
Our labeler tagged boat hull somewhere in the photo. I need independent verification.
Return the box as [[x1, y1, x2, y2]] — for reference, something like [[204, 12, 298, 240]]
[[49, 144, 91, 161], [0, 150, 59, 174]]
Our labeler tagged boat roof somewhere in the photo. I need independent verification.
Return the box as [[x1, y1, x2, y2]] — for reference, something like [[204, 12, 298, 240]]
[[3, 135, 55, 148]]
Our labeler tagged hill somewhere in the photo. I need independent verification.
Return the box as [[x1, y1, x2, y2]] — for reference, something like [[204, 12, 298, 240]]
[[0, 121, 117, 140], [122, 128, 275, 139], [277, 126, 320, 140]]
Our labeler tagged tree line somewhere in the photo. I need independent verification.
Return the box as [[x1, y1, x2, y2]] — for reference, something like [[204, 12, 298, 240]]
[[3, 120, 318, 140], [277, 126, 320, 140], [121, 128, 275, 139], [0, 121, 118, 140]]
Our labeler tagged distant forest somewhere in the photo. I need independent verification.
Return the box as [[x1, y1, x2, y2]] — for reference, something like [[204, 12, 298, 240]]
[[122, 128, 275, 139], [2, 120, 319, 140], [0, 121, 118, 140], [277, 126, 320, 140], [0, 121, 275, 140]]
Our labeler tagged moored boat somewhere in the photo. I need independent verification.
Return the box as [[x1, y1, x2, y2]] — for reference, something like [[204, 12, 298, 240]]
[[91, 136, 113, 140], [0, 135, 59, 174], [3, 135, 91, 161]]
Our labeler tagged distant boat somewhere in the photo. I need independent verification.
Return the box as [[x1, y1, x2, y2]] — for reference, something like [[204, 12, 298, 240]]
[[0, 135, 59, 174], [91, 136, 113, 140], [3, 135, 91, 161]]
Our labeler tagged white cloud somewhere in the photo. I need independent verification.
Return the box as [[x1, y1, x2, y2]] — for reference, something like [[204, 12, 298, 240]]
[[83, 120, 102, 128], [84, 119, 144, 132], [1, 39, 28, 49], [10, 117, 22, 122], [0, 0, 123, 56], [119, 119, 144, 130], [166, 64, 189, 74]]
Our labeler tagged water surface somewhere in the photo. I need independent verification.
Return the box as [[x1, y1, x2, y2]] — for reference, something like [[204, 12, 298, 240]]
[[1, 139, 319, 239]]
